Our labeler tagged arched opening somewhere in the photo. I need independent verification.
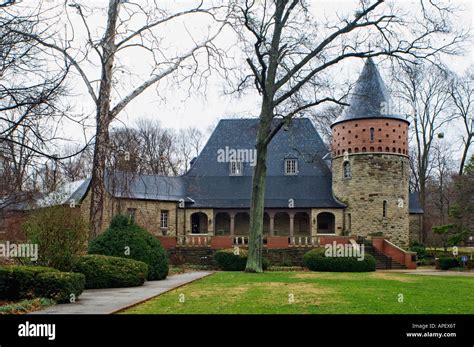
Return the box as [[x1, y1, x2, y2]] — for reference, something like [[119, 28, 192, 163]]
[[378, 147, 382, 152], [234, 212, 250, 235], [191, 212, 208, 234], [362, 147, 367, 152], [294, 212, 310, 235], [215, 212, 230, 236], [392, 147, 396, 153], [274, 212, 290, 236], [370, 147, 375, 152], [385, 147, 390, 152], [317, 213, 335, 234], [354, 147, 359, 153]]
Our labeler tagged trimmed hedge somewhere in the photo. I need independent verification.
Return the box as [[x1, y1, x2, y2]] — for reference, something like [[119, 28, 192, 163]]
[[214, 249, 269, 271], [0, 266, 84, 303], [438, 257, 459, 270], [0, 266, 59, 300], [34, 272, 85, 304], [73, 255, 148, 289], [303, 248, 376, 272], [88, 215, 168, 280]]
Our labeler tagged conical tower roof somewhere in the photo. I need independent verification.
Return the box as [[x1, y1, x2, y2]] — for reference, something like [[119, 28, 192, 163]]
[[331, 58, 408, 127]]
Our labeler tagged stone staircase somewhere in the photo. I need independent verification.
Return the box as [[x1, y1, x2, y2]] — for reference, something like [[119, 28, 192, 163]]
[[365, 245, 407, 269]]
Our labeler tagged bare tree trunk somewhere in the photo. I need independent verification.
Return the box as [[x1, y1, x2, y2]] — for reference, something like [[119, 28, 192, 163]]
[[246, 106, 272, 273], [89, 0, 120, 238]]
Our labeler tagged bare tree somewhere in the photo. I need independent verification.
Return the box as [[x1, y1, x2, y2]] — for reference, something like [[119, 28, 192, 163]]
[[395, 62, 456, 243], [230, 0, 467, 272], [177, 127, 204, 173], [309, 105, 344, 145], [449, 67, 474, 175], [11, 1, 228, 237]]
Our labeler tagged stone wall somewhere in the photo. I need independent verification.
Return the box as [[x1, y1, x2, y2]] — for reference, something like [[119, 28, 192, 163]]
[[332, 153, 410, 248], [80, 191, 179, 236]]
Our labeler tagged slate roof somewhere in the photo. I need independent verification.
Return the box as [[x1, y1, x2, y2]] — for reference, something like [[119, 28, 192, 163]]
[[104, 173, 185, 202], [183, 118, 344, 208], [409, 192, 424, 214], [332, 58, 409, 127]]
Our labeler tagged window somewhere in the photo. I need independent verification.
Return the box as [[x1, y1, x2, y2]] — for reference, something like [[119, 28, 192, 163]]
[[370, 127, 375, 142], [343, 161, 351, 178], [347, 213, 352, 230], [127, 208, 136, 222], [285, 158, 298, 175], [160, 210, 169, 229], [383, 201, 387, 218], [229, 161, 243, 176]]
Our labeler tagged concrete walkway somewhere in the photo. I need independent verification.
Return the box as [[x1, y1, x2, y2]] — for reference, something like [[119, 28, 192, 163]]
[[31, 271, 213, 314]]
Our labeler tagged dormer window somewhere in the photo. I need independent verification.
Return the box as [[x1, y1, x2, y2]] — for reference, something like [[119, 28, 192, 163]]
[[229, 161, 243, 176], [285, 158, 298, 175]]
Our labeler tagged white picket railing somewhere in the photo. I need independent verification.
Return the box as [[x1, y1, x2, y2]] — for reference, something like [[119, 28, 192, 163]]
[[289, 236, 320, 247], [233, 236, 249, 246], [177, 235, 211, 247]]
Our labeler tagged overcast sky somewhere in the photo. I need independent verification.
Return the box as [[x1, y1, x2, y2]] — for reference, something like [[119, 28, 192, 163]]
[[13, 0, 474, 159]]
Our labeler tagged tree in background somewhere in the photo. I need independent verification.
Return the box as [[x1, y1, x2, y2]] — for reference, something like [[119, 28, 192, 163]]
[[432, 155, 474, 249], [449, 67, 474, 175], [394, 62, 456, 242]]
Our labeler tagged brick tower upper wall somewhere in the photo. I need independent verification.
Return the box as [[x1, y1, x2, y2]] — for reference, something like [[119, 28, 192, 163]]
[[331, 118, 409, 158]]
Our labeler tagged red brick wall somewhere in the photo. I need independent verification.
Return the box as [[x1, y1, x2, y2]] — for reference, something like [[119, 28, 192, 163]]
[[267, 236, 289, 249], [332, 118, 409, 157]]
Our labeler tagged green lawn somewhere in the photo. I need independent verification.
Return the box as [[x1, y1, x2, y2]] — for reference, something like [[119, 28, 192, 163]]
[[122, 271, 474, 314]]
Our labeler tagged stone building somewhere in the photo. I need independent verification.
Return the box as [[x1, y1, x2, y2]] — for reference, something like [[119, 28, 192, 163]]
[[2, 59, 423, 252]]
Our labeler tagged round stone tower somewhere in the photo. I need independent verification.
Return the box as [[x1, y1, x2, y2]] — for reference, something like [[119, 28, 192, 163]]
[[331, 58, 410, 248]]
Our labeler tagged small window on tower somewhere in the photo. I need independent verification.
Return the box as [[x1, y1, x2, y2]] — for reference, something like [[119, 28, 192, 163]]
[[383, 201, 388, 218], [285, 158, 298, 175], [343, 161, 351, 179], [370, 128, 375, 142]]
